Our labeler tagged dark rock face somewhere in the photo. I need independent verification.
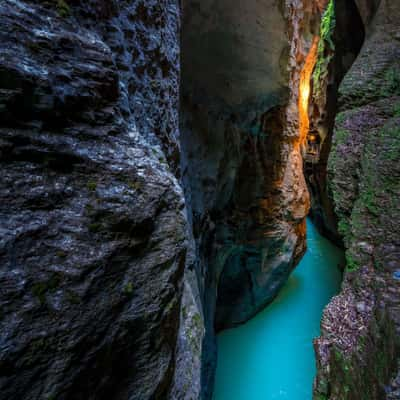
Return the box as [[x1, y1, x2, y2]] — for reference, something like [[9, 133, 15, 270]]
[[0, 1, 186, 399], [313, 1, 400, 398]]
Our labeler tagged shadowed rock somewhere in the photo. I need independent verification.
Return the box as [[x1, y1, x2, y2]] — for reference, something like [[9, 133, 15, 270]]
[[0, 1, 186, 399]]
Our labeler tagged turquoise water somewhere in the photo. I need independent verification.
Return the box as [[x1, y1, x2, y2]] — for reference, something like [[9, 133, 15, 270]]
[[213, 220, 343, 400]]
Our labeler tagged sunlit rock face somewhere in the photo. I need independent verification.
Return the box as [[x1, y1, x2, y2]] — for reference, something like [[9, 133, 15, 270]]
[[0, 1, 186, 399], [180, 1, 330, 397], [313, 1, 400, 398]]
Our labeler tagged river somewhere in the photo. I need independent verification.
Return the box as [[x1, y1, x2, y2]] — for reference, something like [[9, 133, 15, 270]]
[[212, 219, 343, 400]]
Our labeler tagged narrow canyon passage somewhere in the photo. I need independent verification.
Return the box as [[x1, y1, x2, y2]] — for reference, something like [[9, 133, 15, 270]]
[[212, 220, 343, 400]]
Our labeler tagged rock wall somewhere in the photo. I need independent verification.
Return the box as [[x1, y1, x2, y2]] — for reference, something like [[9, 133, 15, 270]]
[[0, 1, 186, 399], [2, 0, 398, 399], [313, 1, 400, 398]]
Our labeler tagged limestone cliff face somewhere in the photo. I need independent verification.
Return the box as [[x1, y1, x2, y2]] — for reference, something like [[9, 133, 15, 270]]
[[0, 1, 185, 399], [313, 1, 400, 398]]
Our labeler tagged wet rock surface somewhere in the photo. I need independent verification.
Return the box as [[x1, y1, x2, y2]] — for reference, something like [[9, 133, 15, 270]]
[[0, 1, 186, 399], [313, 1, 400, 398]]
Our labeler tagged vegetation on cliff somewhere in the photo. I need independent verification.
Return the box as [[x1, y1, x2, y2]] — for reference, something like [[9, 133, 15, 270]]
[[312, 0, 336, 97]]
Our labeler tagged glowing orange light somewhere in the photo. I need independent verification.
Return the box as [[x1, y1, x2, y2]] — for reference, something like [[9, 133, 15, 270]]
[[298, 37, 320, 144]]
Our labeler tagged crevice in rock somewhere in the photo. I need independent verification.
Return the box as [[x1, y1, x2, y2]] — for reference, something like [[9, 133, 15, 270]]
[[305, 0, 366, 244]]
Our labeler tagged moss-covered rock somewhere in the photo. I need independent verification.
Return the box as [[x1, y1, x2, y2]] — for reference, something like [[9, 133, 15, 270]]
[[314, 1, 400, 398]]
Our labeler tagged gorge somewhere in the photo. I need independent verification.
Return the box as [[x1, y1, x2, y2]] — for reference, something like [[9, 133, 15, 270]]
[[0, 0, 399, 400], [213, 219, 343, 400]]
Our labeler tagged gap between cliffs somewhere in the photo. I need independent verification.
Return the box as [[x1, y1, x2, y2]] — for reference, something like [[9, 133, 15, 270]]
[[179, 0, 371, 399]]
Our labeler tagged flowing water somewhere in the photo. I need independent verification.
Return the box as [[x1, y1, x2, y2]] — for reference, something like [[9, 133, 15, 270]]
[[212, 219, 343, 400]]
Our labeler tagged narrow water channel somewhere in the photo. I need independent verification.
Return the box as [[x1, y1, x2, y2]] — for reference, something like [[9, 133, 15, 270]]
[[212, 219, 343, 400]]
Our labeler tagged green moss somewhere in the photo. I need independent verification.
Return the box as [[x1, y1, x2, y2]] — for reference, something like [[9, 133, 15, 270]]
[[319, 0, 335, 50], [48, 273, 62, 289], [32, 273, 62, 304], [334, 124, 399, 271], [182, 305, 188, 319], [380, 126, 400, 162], [66, 290, 81, 304], [360, 187, 378, 215], [357, 334, 366, 351], [122, 282, 134, 296], [56, 250, 67, 258], [85, 203, 95, 214], [165, 301, 174, 314], [335, 112, 346, 125], [345, 253, 359, 272], [32, 282, 48, 304], [128, 181, 142, 191], [335, 128, 350, 144], [338, 219, 351, 243], [382, 67, 400, 96], [392, 102, 400, 117], [57, 0, 70, 17], [313, 0, 336, 96], [192, 313, 202, 331], [86, 181, 97, 192], [88, 222, 102, 233], [358, 147, 379, 215]]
